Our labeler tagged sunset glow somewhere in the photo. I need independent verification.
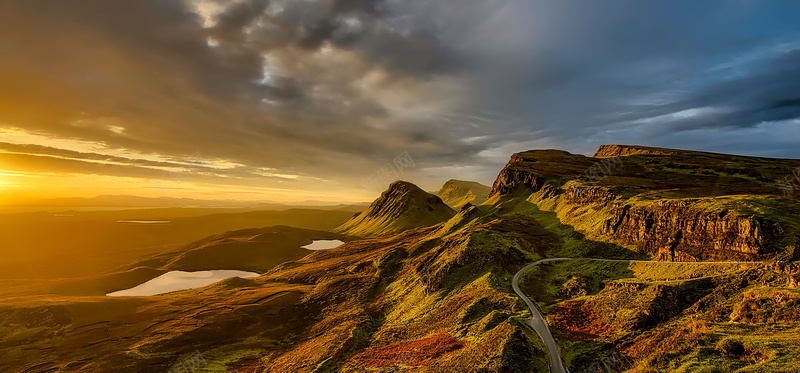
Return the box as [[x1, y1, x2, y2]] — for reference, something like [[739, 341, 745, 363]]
[[1, 0, 799, 206]]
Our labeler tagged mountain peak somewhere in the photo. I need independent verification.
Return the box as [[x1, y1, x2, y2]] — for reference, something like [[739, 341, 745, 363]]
[[386, 180, 424, 193], [436, 179, 491, 208], [335, 180, 455, 237]]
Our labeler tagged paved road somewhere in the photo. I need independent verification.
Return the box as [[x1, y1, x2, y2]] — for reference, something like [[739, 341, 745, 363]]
[[512, 258, 572, 373], [512, 257, 759, 372]]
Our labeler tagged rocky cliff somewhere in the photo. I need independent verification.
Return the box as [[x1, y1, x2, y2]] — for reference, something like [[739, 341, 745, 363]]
[[489, 145, 800, 261], [599, 199, 783, 261], [489, 150, 594, 198]]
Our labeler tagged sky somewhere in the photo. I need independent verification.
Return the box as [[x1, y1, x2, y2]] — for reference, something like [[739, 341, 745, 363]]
[[1, 0, 799, 204]]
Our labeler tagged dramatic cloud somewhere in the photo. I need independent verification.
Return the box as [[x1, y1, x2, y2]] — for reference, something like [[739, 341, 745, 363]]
[[1, 0, 799, 201]]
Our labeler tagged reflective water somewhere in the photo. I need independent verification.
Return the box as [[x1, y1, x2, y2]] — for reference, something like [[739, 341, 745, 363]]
[[301, 240, 344, 250], [106, 270, 259, 296]]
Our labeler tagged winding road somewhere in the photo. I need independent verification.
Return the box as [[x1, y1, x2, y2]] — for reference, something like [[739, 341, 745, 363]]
[[512, 258, 572, 373], [512, 257, 757, 372]]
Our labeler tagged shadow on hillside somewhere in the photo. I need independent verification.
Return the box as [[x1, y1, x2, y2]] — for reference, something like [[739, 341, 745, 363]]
[[497, 198, 649, 260]]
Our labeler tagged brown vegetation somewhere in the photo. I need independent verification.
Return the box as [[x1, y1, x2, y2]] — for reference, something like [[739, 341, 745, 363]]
[[549, 300, 613, 340], [351, 333, 464, 368]]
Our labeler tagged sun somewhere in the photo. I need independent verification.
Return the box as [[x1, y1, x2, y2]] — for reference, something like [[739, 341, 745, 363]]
[[0, 171, 18, 188]]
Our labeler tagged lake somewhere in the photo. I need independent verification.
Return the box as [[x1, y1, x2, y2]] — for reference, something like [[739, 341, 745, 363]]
[[301, 240, 344, 250], [106, 270, 260, 296]]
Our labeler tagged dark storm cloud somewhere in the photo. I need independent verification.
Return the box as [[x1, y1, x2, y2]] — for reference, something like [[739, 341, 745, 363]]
[[1, 0, 800, 195], [209, 0, 463, 74], [446, 0, 800, 163], [665, 50, 800, 131]]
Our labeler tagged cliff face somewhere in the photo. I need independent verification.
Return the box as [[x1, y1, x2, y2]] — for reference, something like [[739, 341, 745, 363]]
[[599, 200, 782, 261], [489, 146, 800, 261], [489, 167, 543, 198], [558, 184, 784, 261], [489, 150, 595, 198]]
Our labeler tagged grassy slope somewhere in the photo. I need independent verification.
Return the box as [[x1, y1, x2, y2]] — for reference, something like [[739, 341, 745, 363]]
[[334, 209, 452, 238], [0, 216, 554, 372], [436, 179, 492, 208], [519, 259, 800, 372], [335, 181, 455, 238]]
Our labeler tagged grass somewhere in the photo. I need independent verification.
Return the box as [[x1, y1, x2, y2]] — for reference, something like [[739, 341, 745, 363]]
[[504, 196, 647, 260], [517, 257, 800, 372], [627, 261, 759, 282]]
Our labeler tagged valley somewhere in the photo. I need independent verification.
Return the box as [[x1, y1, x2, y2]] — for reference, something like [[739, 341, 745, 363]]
[[2, 145, 799, 372]]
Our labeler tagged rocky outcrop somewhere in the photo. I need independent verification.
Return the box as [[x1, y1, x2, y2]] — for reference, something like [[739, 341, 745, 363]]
[[600, 200, 782, 261], [489, 150, 592, 198], [563, 183, 618, 205], [490, 167, 544, 198], [488, 145, 799, 261], [593, 144, 689, 158]]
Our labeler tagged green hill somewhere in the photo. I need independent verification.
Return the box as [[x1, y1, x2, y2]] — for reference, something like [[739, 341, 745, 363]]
[[334, 180, 456, 237], [436, 179, 492, 208]]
